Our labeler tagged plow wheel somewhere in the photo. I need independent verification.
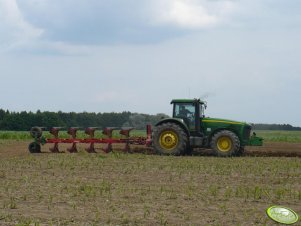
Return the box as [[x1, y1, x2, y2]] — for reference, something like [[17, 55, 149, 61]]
[[153, 122, 187, 156], [28, 142, 41, 153], [30, 127, 43, 138], [211, 130, 240, 157]]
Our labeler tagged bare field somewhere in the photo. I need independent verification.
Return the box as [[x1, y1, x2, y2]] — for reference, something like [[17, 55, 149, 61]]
[[0, 141, 300, 226]]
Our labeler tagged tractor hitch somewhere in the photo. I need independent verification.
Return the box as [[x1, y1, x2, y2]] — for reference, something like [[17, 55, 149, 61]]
[[247, 132, 264, 146]]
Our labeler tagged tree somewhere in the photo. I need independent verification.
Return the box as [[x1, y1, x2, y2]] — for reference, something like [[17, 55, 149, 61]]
[[0, 109, 5, 120]]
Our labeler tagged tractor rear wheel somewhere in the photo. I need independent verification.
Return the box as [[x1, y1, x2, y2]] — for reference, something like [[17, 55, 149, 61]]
[[153, 123, 187, 155], [211, 130, 240, 157]]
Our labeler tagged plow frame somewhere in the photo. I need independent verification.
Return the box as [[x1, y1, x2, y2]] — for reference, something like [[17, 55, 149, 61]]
[[29, 125, 152, 153]]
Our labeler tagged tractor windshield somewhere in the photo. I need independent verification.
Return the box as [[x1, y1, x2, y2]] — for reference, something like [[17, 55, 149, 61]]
[[174, 103, 195, 129]]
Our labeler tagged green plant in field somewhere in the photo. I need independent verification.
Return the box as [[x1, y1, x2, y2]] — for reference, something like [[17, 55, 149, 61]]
[[99, 179, 112, 195], [78, 184, 97, 197], [0, 131, 32, 140], [93, 210, 101, 225], [262, 188, 272, 200], [0, 171, 5, 178], [167, 189, 177, 200], [219, 203, 228, 215], [37, 193, 44, 202], [253, 186, 262, 200], [143, 205, 151, 218], [156, 211, 168, 226], [235, 186, 244, 198], [47, 194, 54, 209], [274, 188, 286, 200], [254, 130, 301, 143], [208, 185, 219, 197], [9, 197, 17, 209], [16, 219, 41, 226], [224, 187, 232, 199], [21, 194, 27, 201], [160, 185, 165, 194], [16, 219, 32, 226], [298, 191, 301, 200]]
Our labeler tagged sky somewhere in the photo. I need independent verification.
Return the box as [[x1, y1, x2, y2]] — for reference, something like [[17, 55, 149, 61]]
[[0, 0, 301, 126]]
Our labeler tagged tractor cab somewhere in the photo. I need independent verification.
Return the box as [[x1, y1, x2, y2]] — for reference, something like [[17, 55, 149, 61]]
[[171, 99, 205, 135]]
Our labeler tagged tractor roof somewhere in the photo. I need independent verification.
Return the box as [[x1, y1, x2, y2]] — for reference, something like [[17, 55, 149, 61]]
[[171, 98, 205, 104]]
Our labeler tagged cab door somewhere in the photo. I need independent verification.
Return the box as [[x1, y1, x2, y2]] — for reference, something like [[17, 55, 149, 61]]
[[173, 103, 196, 131]]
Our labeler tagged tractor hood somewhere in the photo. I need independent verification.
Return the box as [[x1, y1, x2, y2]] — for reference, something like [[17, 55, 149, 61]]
[[202, 117, 249, 126], [201, 117, 253, 146]]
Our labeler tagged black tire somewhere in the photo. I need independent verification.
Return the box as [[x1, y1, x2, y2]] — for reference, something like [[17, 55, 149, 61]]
[[28, 142, 41, 153], [185, 143, 193, 156], [210, 130, 240, 157], [30, 127, 43, 138], [153, 123, 188, 156], [236, 146, 245, 156]]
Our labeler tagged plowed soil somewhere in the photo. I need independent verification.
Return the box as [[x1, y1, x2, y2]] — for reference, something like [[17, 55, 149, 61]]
[[0, 141, 300, 226], [246, 142, 301, 157], [194, 142, 301, 157]]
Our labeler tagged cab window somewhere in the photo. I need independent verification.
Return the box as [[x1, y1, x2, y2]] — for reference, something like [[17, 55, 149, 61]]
[[174, 103, 195, 129]]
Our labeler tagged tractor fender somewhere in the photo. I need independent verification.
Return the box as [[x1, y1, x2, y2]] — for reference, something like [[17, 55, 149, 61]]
[[155, 118, 190, 136]]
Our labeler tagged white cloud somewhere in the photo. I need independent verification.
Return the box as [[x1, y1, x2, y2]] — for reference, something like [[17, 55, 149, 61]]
[[0, 0, 43, 51], [10, 0, 241, 49], [151, 0, 237, 29], [0, 0, 90, 55]]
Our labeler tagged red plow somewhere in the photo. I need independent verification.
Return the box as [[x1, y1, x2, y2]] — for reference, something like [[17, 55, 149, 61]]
[[28, 126, 152, 153]]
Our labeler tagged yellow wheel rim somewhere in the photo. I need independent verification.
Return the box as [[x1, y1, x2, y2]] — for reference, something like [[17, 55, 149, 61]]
[[217, 136, 232, 152], [159, 130, 179, 151]]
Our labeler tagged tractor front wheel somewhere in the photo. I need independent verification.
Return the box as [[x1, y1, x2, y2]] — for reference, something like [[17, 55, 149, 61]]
[[153, 123, 187, 155], [211, 130, 240, 157]]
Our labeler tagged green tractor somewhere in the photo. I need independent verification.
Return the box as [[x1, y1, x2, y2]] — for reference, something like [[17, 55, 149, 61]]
[[152, 98, 263, 156]]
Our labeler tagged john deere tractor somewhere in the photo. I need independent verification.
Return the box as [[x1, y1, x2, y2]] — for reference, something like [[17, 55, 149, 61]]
[[152, 99, 262, 156]]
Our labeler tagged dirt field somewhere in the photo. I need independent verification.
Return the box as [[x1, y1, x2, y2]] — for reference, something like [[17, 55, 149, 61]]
[[0, 141, 300, 225]]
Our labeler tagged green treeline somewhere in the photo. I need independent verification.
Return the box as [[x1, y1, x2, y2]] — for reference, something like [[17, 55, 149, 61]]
[[0, 109, 300, 131], [0, 109, 168, 131], [251, 123, 301, 131]]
